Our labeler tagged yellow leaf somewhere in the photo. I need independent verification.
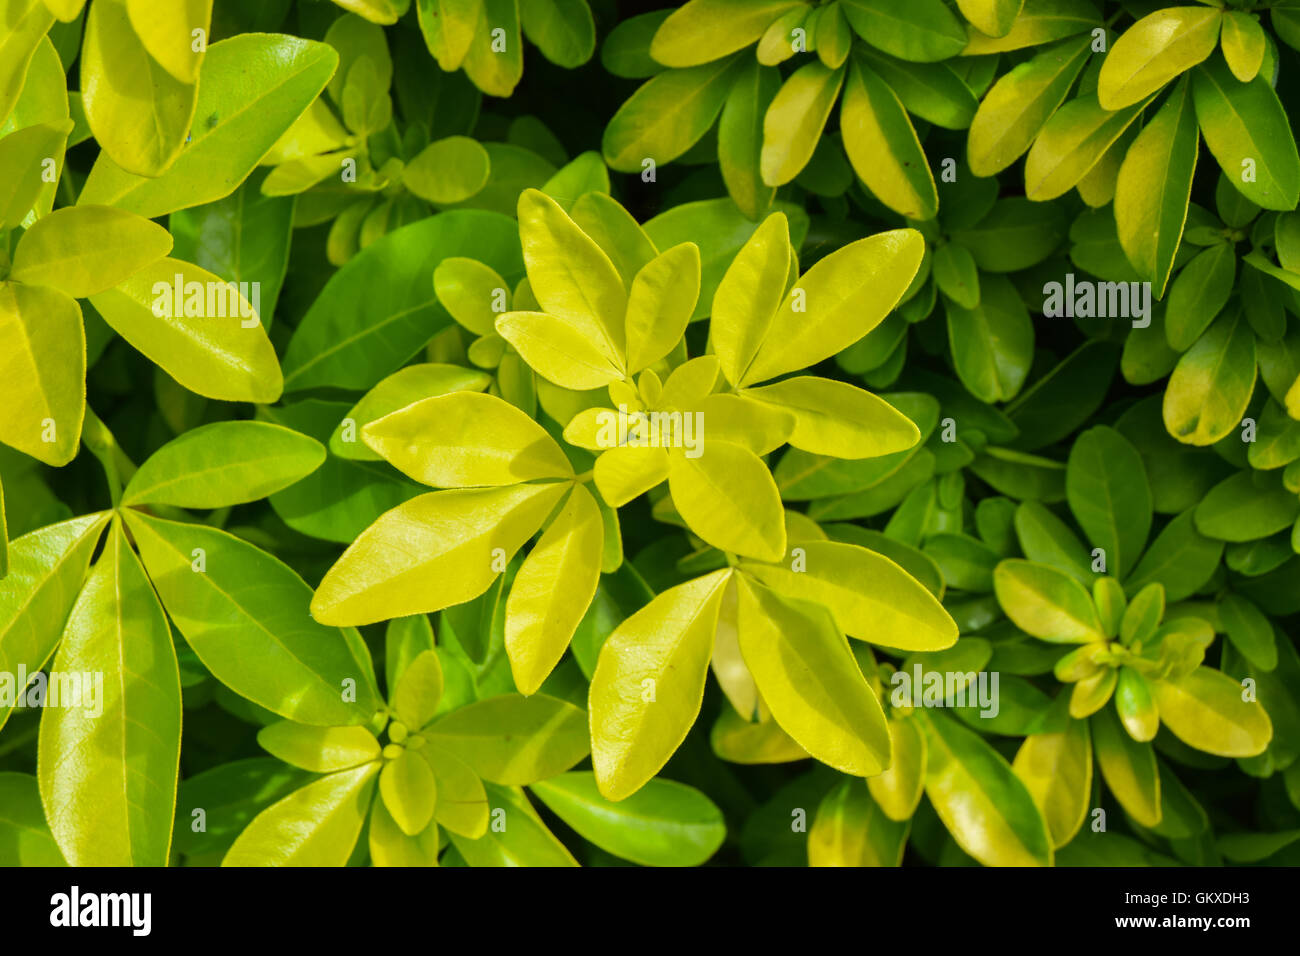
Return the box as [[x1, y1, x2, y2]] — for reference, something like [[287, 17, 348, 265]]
[[363, 391, 573, 488], [10, 205, 172, 297], [590, 569, 732, 800], [1154, 667, 1272, 757], [1097, 6, 1221, 110], [625, 243, 700, 373], [867, 716, 926, 821], [743, 229, 924, 384], [650, 0, 805, 68], [736, 575, 891, 776], [310, 483, 568, 626], [744, 375, 919, 458], [1012, 718, 1091, 848], [668, 440, 786, 561], [709, 212, 791, 386], [496, 310, 624, 390], [741, 541, 957, 651], [505, 484, 604, 695], [434, 257, 510, 336], [594, 445, 670, 506], [125, 0, 211, 84], [0, 281, 84, 466], [761, 60, 845, 186]]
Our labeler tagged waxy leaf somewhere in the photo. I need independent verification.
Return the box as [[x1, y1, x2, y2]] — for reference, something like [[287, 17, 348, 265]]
[[425, 693, 590, 785]]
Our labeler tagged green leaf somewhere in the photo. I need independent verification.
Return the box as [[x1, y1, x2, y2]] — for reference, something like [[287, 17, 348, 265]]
[[1220, 11, 1265, 83], [1097, 6, 1221, 110], [402, 136, 491, 204], [521, 0, 597, 68], [0, 121, 71, 229], [993, 558, 1105, 643], [1114, 78, 1198, 295], [603, 55, 742, 172], [125, 510, 380, 726], [448, 782, 577, 866], [761, 60, 845, 187], [944, 274, 1034, 403], [919, 710, 1054, 866], [379, 748, 436, 836], [0, 773, 64, 865], [0, 1, 54, 129], [718, 60, 780, 220], [391, 649, 443, 730], [589, 569, 731, 800], [841, 0, 967, 62], [1195, 471, 1299, 542], [425, 693, 590, 785], [122, 421, 325, 508], [1192, 56, 1300, 211], [957, 0, 1024, 38], [1165, 242, 1236, 352], [1023, 92, 1149, 201], [37, 521, 180, 867], [1218, 593, 1277, 671], [649, 0, 803, 68], [1127, 509, 1222, 601], [283, 210, 522, 393], [1065, 426, 1151, 581], [222, 763, 378, 866], [80, 33, 337, 217], [0, 513, 108, 732], [530, 771, 726, 866]]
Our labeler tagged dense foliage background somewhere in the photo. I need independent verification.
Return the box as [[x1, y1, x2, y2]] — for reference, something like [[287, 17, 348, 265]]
[[2, 0, 1300, 868]]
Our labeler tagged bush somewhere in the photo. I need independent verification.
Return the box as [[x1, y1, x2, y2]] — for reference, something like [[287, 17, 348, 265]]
[[1, 0, 1298, 868]]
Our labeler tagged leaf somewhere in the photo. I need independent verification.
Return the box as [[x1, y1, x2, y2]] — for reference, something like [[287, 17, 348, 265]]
[[668, 441, 785, 562], [808, 780, 908, 866], [122, 421, 324, 508], [744, 229, 924, 384], [741, 540, 956, 651], [222, 764, 378, 866], [369, 798, 439, 867], [0, 281, 84, 466], [736, 576, 890, 775], [1091, 705, 1161, 827], [840, 54, 938, 219], [1065, 426, 1151, 581], [363, 391, 573, 488], [0, 121, 71, 229], [79, 33, 338, 218], [125, 510, 380, 726], [961, 0, 1100, 55], [283, 211, 522, 393], [80, 0, 197, 177], [1165, 241, 1236, 352], [603, 55, 742, 172], [761, 60, 845, 187], [521, 0, 597, 68], [501, 483, 602, 694], [425, 693, 590, 785], [625, 243, 700, 373], [1218, 593, 1277, 671], [0, 773, 64, 865], [423, 742, 489, 838], [402, 135, 491, 204], [448, 782, 577, 866], [967, 35, 1091, 177], [840, 0, 967, 62], [866, 717, 926, 820], [257, 722, 381, 773], [1012, 718, 1091, 848], [957, 0, 1024, 38], [1163, 309, 1257, 446], [1114, 78, 1198, 295], [992, 559, 1104, 643], [0, 0, 53, 129], [0, 513, 108, 731], [311, 482, 568, 626], [37, 521, 180, 867], [919, 710, 1054, 866], [718, 60, 780, 220], [379, 748, 436, 836], [1192, 57, 1300, 211], [531, 771, 726, 866], [1097, 6, 1221, 110], [495, 310, 623, 390], [1023, 92, 1149, 201], [1154, 667, 1272, 757], [1127, 510, 1222, 602], [944, 273, 1034, 403], [1220, 11, 1265, 83], [744, 376, 918, 458], [649, 0, 803, 67], [710, 212, 790, 387], [589, 569, 731, 800]]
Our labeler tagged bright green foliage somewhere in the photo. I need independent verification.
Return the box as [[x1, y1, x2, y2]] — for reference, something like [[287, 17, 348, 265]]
[[0, 0, 1298, 873]]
